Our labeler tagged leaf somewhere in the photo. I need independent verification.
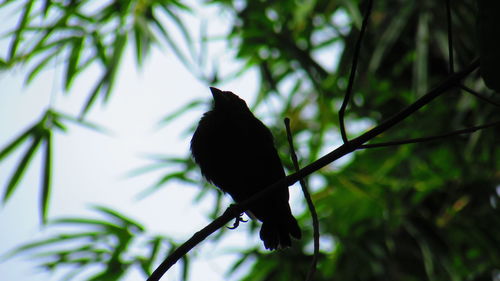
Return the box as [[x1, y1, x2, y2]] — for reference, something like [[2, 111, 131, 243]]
[[103, 32, 127, 102], [64, 36, 85, 90], [157, 99, 204, 127], [91, 31, 108, 64], [368, 3, 415, 72], [8, 0, 34, 60], [51, 218, 124, 233], [92, 205, 145, 232], [80, 74, 106, 117], [40, 131, 52, 224], [161, 6, 195, 59], [26, 47, 62, 84], [0, 124, 36, 161], [150, 15, 193, 72], [181, 255, 190, 281], [137, 171, 197, 199], [0, 232, 101, 262], [2, 133, 43, 204], [414, 11, 429, 97], [55, 111, 111, 135]]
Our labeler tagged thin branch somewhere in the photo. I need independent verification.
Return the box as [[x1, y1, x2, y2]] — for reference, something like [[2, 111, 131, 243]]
[[147, 58, 479, 281], [339, 0, 374, 143], [284, 118, 319, 281], [446, 0, 454, 73], [459, 84, 500, 107], [359, 120, 500, 149]]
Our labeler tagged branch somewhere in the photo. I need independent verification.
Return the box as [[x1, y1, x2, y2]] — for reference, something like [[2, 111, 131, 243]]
[[339, 0, 374, 143], [459, 84, 500, 107], [284, 118, 319, 281], [147, 58, 479, 281], [359, 120, 500, 149]]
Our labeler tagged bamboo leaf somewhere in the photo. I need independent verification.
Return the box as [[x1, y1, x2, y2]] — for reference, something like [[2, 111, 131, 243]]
[[80, 74, 106, 118], [92, 31, 108, 64], [40, 131, 52, 224], [1, 232, 101, 259], [92, 205, 145, 231], [161, 6, 195, 59], [103, 32, 127, 102], [157, 99, 204, 127], [54, 111, 111, 135], [0, 124, 36, 161], [150, 15, 193, 72], [26, 47, 62, 84], [2, 134, 43, 204], [8, 0, 34, 60], [65, 36, 84, 91], [181, 255, 189, 281]]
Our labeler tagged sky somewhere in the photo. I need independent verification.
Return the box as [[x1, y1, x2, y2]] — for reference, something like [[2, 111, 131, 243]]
[[0, 1, 263, 280]]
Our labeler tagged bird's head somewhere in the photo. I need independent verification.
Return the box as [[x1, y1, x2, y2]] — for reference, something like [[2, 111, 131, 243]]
[[210, 87, 250, 115]]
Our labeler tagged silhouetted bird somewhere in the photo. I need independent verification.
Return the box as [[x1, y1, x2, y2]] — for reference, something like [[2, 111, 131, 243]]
[[191, 87, 301, 250]]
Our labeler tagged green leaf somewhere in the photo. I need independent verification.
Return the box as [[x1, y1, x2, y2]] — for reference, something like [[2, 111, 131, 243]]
[[414, 11, 429, 97], [54, 110, 111, 135], [2, 133, 43, 204], [40, 131, 52, 224], [51, 218, 124, 232], [80, 74, 106, 117], [92, 31, 108, 64], [103, 32, 127, 101], [181, 255, 190, 281], [92, 205, 145, 232], [0, 124, 36, 161], [0, 232, 101, 262], [137, 171, 197, 199], [64, 36, 85, 91], [150, 15, 193, 72], [8, 0, 34, 60], [26, 47, 62, 84], [157, 99, 204, 127], [161, 6, 195, 59], [41, 0, 51, 18]]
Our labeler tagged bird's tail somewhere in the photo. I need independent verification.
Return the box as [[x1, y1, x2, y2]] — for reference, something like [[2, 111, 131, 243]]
[[260, 214, 301, 250]]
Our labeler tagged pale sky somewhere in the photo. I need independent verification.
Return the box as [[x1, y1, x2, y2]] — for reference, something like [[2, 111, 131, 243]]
[[0, 1, 262, 280]]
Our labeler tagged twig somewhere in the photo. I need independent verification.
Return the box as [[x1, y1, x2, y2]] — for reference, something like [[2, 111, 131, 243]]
[[147, 59, 479, 281], [284, 118, 319, 281], [459, 84, 500, 107], [446, 0, 454, 73], [339, 0, 374, 143], [359, 120, 500, 149]]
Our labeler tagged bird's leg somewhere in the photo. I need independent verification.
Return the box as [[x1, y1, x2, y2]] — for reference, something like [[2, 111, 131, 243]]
[[227, 213, 248, 229]]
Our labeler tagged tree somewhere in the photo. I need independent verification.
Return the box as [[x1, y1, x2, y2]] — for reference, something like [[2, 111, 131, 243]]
[[1, 0, 499, 280]]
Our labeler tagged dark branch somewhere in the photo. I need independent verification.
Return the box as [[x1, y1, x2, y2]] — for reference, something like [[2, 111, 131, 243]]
[[338, 0, 374, 143], [459, 84, 500, 107], [359, 120, 500, 149], [147, 59, 479, 281], [284, 118, 319, 281]]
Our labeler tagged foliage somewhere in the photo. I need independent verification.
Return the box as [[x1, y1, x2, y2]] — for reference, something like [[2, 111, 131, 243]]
[[1, 0, 500, 280]]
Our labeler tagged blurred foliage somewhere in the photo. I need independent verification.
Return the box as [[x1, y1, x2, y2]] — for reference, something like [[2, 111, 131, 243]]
[[1, 0, 500, 280], [1, 205, 187, 281]]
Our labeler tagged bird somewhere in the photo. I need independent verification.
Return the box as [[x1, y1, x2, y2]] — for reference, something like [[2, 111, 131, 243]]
[[190, 87, 301, 250]]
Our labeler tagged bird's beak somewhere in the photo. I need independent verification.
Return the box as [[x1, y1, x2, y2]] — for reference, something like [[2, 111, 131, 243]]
[[210, 87, 226, 104]]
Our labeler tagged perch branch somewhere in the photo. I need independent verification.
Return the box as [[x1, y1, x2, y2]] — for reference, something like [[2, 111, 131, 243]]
[[284, 118, 319, 281], [147, 58, 479, 281], [359, 120, 500, 149], [338, 0, 374, 143]]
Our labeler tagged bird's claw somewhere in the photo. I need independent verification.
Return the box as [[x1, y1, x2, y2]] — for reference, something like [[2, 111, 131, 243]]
[[227, 214, 247, 229]]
